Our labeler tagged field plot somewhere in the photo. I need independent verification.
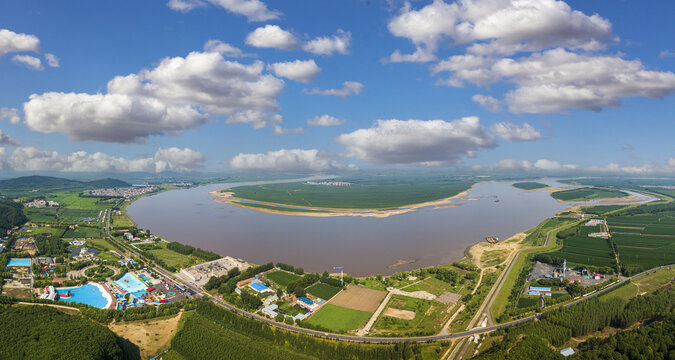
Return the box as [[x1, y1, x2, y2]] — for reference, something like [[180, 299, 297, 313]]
[[228, 176, 475, 209], [62, 226, 104, 238], [265, 271, 301, 288], [306, 283, 341, 300], [551, 187, 628, 201], [328, 285, 387, 313], [401, 276, 470, 297], [306, 304, 371, 331], [613, 233, 675, 270], [25, 208, 58, 223], [512, 182, 549, 190], [371, 295, 451, 336], [642, 224, 675, 235], [60, 208, 101, 222], [548, 226, 614, 267]]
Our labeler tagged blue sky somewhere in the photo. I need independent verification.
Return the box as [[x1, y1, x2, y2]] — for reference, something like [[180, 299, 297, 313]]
[[0, 0, 674, 175]]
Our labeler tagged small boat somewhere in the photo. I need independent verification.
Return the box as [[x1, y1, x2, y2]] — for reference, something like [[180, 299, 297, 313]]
[[59, 290, 73, 299]]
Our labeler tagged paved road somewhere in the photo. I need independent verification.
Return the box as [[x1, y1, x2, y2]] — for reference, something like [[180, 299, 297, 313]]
[[105, 208, 673, 344]]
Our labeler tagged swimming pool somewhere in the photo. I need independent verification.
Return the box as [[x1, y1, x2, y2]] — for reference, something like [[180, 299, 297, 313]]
[[7, 258, 31, 267], [115, 273, 147, 293], [56, 283, 110, 308]]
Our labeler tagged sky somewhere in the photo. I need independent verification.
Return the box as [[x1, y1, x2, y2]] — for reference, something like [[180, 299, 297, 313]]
[[0, 0, 674, 176]]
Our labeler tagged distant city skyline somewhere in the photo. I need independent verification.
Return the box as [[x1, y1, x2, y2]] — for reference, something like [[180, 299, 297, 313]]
[[0, 0, 674, 175]]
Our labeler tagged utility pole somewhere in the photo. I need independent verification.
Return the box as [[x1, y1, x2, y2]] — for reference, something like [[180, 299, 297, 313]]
[[333, 266, 344, 286]]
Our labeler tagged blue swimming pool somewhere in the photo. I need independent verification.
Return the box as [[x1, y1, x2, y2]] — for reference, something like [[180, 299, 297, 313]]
[[115, 273, 147, 293], [56, 283, 109, 308], [7, 258, 31, 266]]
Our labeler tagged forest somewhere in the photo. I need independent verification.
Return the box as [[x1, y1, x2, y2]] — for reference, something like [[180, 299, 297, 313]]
[[171, 300, 426, 360], [0, 199, 27, 234], [0, 305, 135, 360]]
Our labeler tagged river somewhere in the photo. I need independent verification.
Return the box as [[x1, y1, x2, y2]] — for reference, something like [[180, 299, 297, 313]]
[[126, 179, 650, 276]]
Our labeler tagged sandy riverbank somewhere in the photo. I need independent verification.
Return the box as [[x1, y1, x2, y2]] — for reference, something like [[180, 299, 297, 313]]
[[209, 188, 478, 218]]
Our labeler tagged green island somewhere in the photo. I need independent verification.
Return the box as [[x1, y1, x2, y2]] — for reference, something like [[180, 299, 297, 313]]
[[512, 182, 550, 191], [224, 175, 475, 210], [550, 187, 629, 201], [0, 174, 673, 360]]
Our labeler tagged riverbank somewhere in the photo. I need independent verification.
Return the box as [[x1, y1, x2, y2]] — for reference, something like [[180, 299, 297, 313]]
[[209, 188, 476, 218]]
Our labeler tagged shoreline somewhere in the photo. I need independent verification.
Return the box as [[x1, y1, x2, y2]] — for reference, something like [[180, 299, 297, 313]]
[[209, 186, 478, 218]]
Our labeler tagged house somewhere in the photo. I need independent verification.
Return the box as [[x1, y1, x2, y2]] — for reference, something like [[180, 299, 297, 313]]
[[262, 304, 279, 318], [249, 279, 273, 293], [237, 277, 255, 287], [297, 296, 319, 311], [560, 347, 575, 357]]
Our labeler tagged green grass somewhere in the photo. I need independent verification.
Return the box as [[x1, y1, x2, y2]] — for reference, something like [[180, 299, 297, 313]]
[[512, 182, 549, 190], [306, 283, 341, 300], [232, 201, 329, 213], [516, 295, 539, 309], [227, 176, 475, 209], [265, 270, 301, 288], [146, 241, 203, 269], [551, 187, 628, 201], [306, 304, 372, 331], [62, 226, 104, 238]]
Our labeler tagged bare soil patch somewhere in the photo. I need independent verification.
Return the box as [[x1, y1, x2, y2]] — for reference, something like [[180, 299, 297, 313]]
[[329, 285, 387, 313], [436, 292, 462, 305], [383, 308, 416, 320], [108, 312, 182, 359]]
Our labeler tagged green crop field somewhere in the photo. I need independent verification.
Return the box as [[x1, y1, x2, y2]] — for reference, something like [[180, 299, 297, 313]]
[[551, 187, 628, 201], [516, 295, 539, 309], [59, 208, 101, 221], [613, 233, 675, 270], [24, 208, 58, 223], [62, 226, 104, 238], [306, 283, 341, 300], [547, 226, 614, 267], [642, 224, 675, 235], [265, 271, 301, 288], [227, 176, 475, 209], [512, 182, 549, 190], [306, 304, 372, 331]]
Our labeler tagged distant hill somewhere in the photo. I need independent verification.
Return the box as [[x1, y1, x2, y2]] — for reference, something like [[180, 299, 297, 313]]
[[0, 175, 131, 194]]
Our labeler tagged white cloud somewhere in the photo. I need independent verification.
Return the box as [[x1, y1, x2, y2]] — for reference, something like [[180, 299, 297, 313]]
[[336, 116, 496, 166], [0, 130, 20, 146], [167, 0, 207, 12], [45, 53, 59, 67], [167, 0, 280, 22], [659, 50, 675, 59], [25, 50, 286, 142], [307, 114, 345, 127], [273, 125, 304, 135], [387, 0, 614, 61], [268, 59, 321, 83], [0, 146, 205, 173], [229, 149, 349, 173], [226, 110, 282, 129], [246, 25, 298, 50], [303, 30, 351, 56], [0, 29, 40, 56], [472, 94, 501, 112], [203, 40, 248, 57], [0, 108, 20, 124], [436, 49, 675, 113], [304, 81, 363, 97], [489, 158, 577, 172], [387, 0, 458, 63], [12, 55, 43, 70], [491, 121, 541, 141]]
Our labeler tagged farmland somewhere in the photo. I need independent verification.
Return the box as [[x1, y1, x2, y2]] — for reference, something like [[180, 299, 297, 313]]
[[306, 283, 341, 300], [227, 176, 475, 209], [62, 226, 104, 239], [371, 295, 452, 336], [547, 225, 614, 268], [512, 182, 549, 190], [266, 270, 301, 288], [551, 187, 628, 201], [306, 304, 372, 331]]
